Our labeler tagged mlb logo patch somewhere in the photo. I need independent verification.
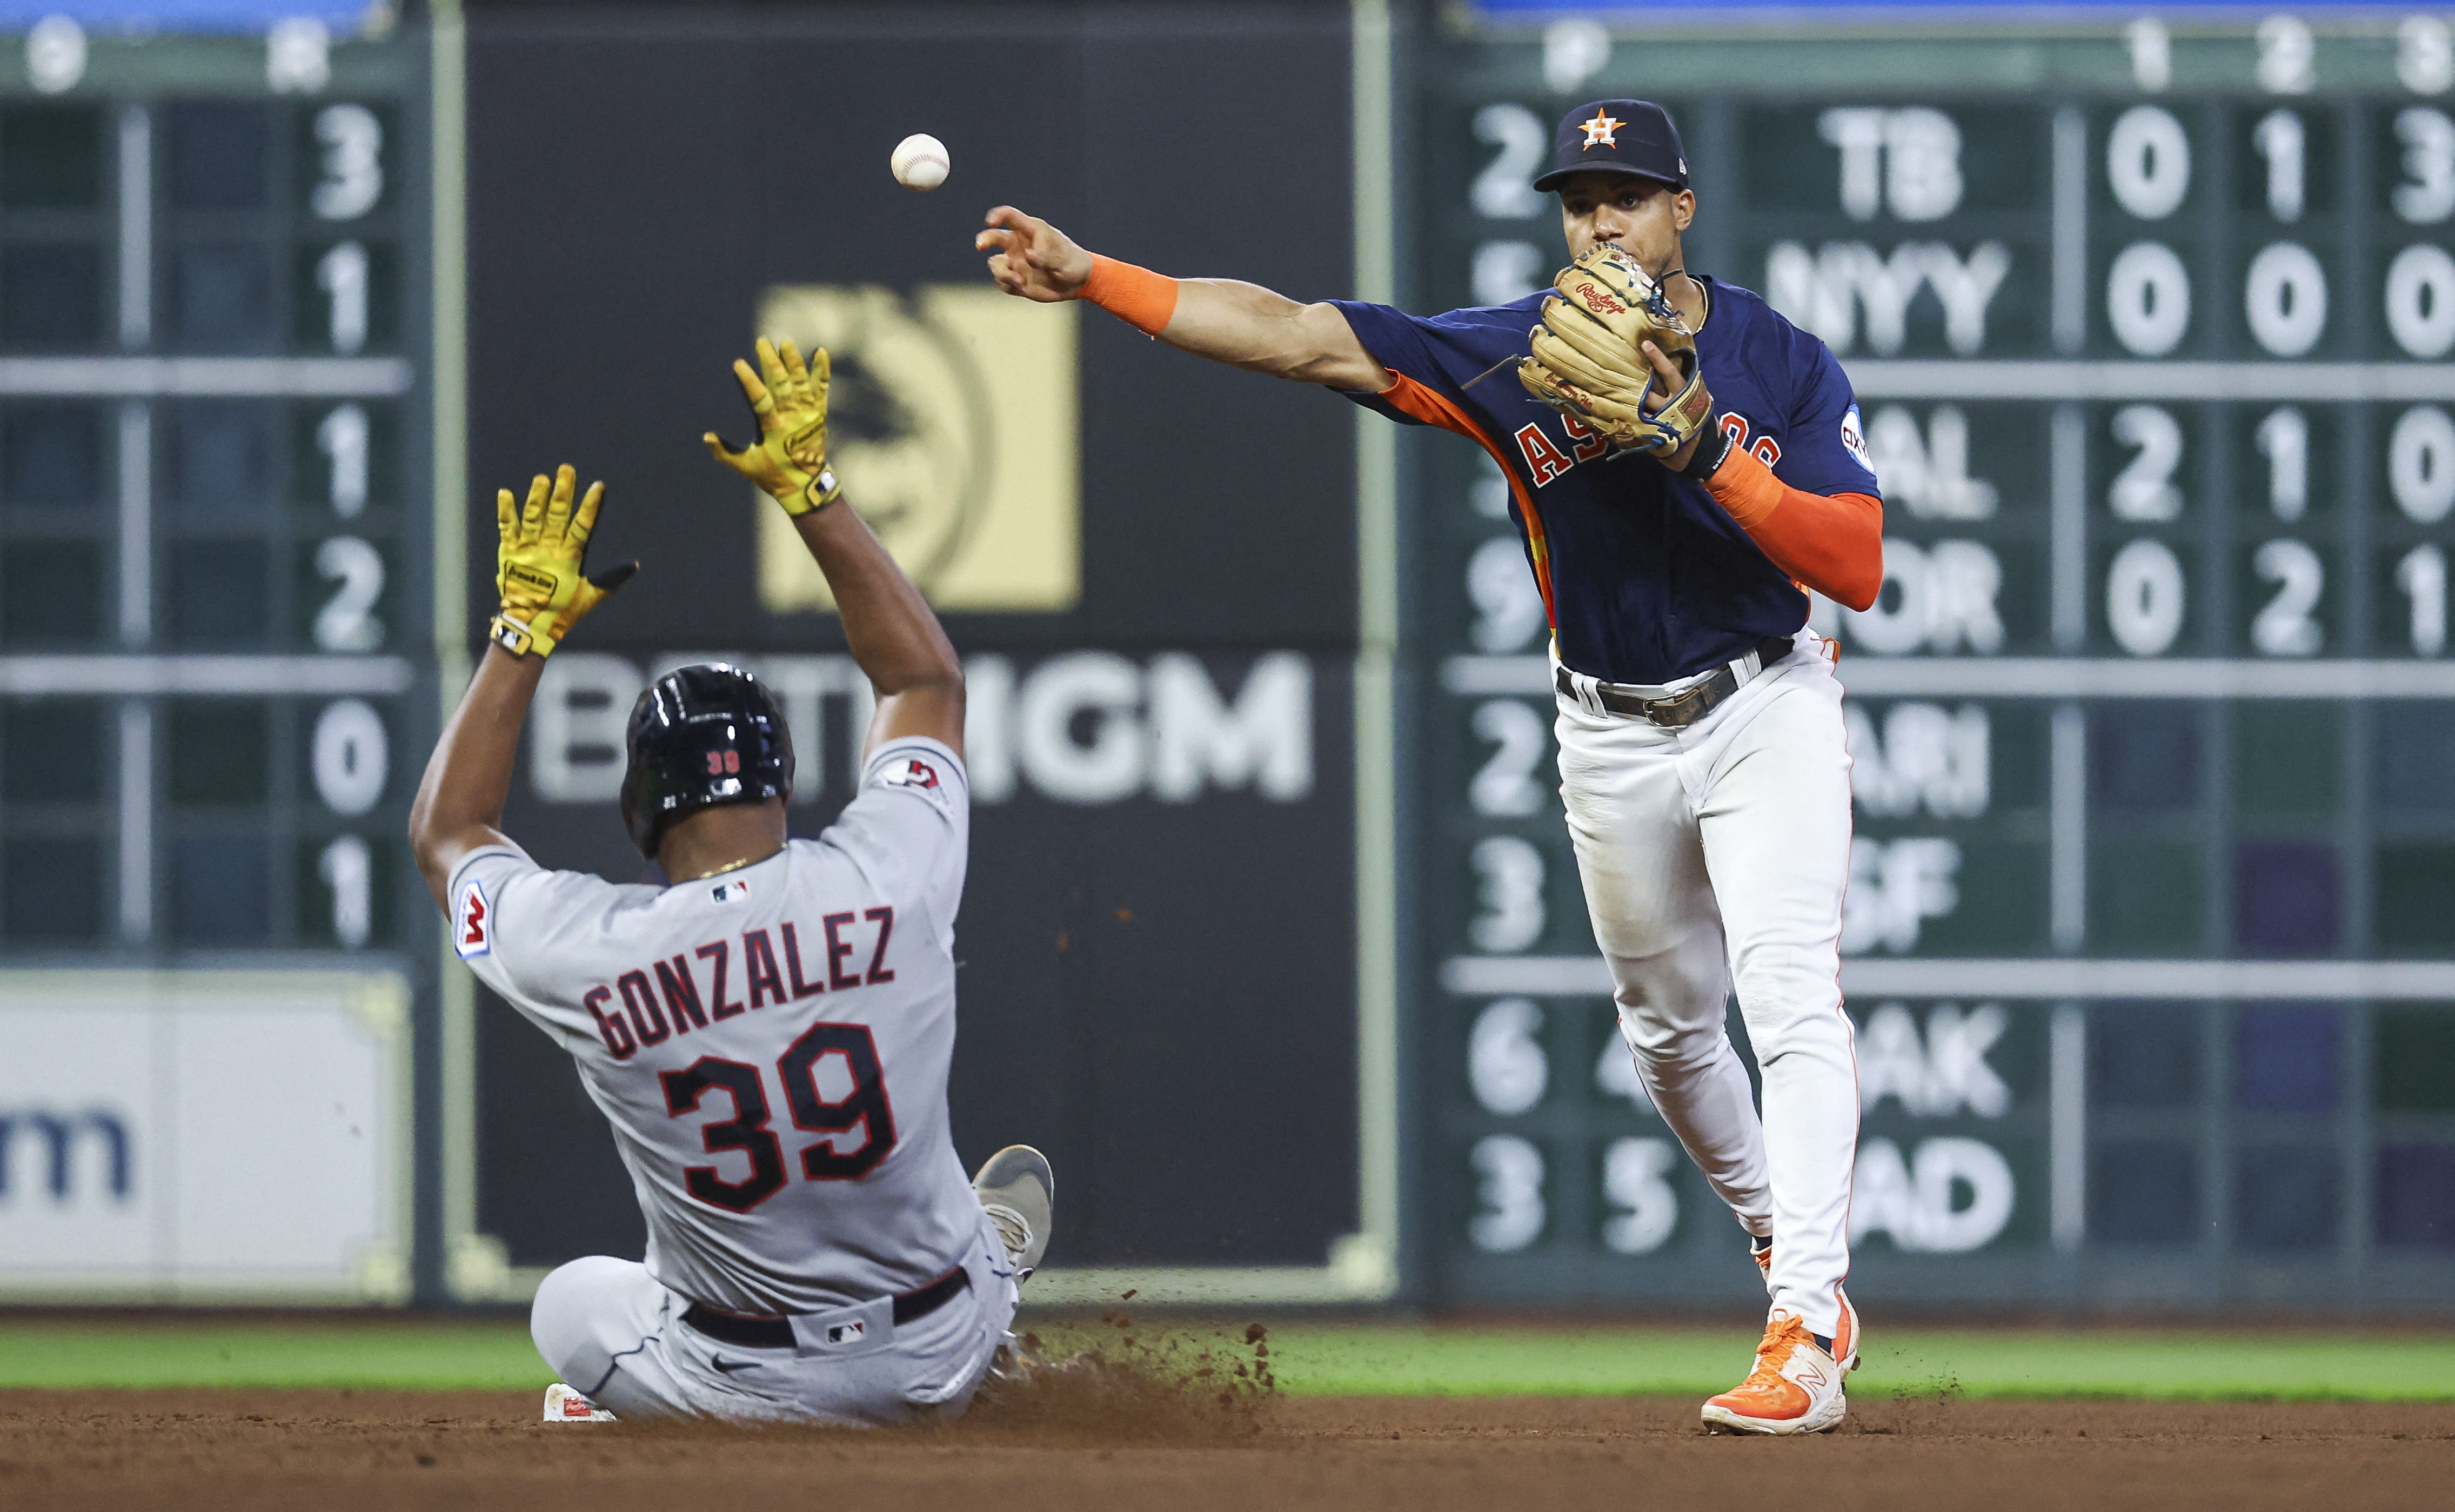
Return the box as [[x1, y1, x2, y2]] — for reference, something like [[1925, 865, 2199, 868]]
[[1839, 404, 1877, 477], [827, 1320, 866, 1346], [709, 878, 751, 905], [454, 879, 491, 959]]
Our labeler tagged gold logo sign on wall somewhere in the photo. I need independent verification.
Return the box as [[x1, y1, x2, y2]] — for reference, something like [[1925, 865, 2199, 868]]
[[754, 286, 1079, 613]]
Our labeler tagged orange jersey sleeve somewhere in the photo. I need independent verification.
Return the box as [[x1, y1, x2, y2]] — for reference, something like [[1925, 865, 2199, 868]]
[[1700, 445, 1884, 612]]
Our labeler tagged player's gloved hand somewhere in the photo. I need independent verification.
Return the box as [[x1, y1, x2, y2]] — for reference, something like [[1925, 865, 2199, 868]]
[[490, 464, 639, 659], [1516, 243, 1715, 464], [702, 337, 846, 516]]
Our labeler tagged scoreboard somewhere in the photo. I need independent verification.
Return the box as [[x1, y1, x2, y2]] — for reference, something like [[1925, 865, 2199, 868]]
[[13, 2, 2455, 1312], [1416, 13, 2455, 1306], [0, 10, 430, 1300]]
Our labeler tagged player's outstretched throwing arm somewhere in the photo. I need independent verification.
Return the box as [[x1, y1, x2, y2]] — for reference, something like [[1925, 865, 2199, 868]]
[[410, 465, 639, 906], [702, 337, 965, 756], [978, 205, 1390, 391], [977, 204, 1880, 613]]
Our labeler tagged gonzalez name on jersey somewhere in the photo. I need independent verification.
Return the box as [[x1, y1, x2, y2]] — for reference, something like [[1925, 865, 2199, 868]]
[[451, 737, 980, 1317]]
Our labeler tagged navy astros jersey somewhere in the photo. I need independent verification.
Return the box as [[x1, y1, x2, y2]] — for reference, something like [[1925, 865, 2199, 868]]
[[1333, 276, 1882, 688]]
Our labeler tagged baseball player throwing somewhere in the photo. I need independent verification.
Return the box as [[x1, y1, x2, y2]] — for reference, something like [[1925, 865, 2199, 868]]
[[410, 340, 1054, 1426], [981, 99, 1882, 1433]]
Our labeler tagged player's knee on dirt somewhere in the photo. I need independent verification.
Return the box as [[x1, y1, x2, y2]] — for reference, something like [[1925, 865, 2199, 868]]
[[531, 1255, 648, 1396]]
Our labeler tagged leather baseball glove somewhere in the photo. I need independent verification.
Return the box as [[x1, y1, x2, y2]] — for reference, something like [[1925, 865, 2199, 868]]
[[490, 464, 638, 659], [703, 337, 847, 516], [1517, 243, 1713, 459]]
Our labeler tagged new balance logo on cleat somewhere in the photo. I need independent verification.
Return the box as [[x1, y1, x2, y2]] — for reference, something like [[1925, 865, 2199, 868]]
[[1700, 1309, 1849, 1436]]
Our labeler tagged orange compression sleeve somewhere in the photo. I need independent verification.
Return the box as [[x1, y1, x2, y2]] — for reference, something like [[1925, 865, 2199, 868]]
[[1081, 255, 1180, 337], [1702, 445, 1885, 612]]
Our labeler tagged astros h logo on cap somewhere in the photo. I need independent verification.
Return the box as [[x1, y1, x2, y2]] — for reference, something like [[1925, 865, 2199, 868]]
[[1535, 99, 1688, 194]]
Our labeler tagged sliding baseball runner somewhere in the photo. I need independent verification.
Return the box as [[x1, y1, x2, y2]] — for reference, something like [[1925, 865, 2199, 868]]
[[410, 340, 1053, 1426], [980, 99, 1884, 1433]]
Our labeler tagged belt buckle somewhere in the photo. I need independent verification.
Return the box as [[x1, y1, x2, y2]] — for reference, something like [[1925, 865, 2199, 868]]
[[1641, 683, 1710, 728]]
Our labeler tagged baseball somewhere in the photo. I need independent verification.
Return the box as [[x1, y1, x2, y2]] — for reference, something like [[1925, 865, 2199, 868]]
[[890, 133, 949, 191]]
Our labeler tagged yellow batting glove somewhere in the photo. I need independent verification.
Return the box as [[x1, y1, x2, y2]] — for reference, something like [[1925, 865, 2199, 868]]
[[701, 337, 846, 516], [490, 464, 639, 659]]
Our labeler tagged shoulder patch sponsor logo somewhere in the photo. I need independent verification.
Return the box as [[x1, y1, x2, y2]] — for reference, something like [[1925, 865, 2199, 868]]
[[1840, 404, 1876, 476], [455, 879, 491, 959]]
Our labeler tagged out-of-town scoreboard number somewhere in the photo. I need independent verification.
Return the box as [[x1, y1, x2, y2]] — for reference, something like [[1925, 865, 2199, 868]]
[[0, 16, 429, 963], [1423, 16, 2455, 1305]]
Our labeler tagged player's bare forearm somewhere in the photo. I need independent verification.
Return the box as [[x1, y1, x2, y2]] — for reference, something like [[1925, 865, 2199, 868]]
[[413, 464, 635, 906], [1160, 280, 1390, 390], [701, 340, 962, 758], [977, 205, 1389, 392], [410, 645, 545, 908], [790, 503, 966, 760]]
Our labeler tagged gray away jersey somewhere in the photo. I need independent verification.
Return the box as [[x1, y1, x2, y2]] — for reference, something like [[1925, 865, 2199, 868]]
[[450, 737, 980, 1316]]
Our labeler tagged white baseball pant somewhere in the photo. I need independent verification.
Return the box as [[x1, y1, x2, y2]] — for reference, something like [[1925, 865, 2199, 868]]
[[530, 1210, 1020, 1426], [1554, 631, 1858, 1339]]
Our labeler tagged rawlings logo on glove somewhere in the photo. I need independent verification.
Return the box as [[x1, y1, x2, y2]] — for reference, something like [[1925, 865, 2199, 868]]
[[1517, 243, 1715, 462]]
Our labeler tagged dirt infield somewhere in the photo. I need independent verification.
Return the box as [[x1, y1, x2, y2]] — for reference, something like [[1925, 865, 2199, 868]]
[[3, 1388, 2451, 1512]]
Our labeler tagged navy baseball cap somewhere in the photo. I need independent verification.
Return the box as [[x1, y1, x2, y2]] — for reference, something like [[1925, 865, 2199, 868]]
[[1533, 99, 1688, 194]]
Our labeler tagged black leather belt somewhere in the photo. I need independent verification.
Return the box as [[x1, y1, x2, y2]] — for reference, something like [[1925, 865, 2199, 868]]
[[1556, 635, 1798, 730], [681, 1263, 971, 1350]]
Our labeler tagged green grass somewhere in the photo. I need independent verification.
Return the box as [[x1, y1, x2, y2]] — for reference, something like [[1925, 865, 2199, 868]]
[[2, 1319, 2451, 1401], [1225, 1324, 2455, 1402]]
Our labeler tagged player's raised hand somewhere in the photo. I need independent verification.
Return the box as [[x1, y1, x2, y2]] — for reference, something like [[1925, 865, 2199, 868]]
[[978, 206, 1093, 302], [491, 464, 638, 659], [703, 337, 845, 516]]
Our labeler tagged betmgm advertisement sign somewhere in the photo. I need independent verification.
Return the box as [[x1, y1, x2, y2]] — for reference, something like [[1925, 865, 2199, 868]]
[[535, 282, 1313, 817]]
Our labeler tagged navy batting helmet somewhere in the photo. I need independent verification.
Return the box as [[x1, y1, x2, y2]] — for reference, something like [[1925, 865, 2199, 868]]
[[619, 663, 795, 857]]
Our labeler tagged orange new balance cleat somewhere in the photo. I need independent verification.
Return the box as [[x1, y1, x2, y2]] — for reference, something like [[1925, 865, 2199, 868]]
[[1700, 1309, 1848, 1435]]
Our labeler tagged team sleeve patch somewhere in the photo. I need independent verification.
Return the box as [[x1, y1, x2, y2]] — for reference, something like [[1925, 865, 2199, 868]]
[[1839, 404, 1878, 479], [454, 877, 493, 959], [877, 753, 953, 810]]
